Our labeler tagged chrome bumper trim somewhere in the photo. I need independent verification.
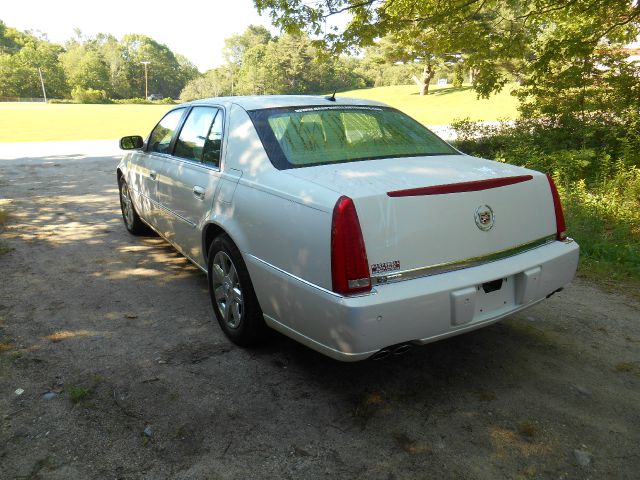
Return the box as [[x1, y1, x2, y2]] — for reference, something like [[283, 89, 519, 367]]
[[372, 235, 557, 285]]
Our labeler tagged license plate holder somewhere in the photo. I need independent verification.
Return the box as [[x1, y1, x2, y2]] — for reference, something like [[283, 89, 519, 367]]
[[474, 276, 515, 319]]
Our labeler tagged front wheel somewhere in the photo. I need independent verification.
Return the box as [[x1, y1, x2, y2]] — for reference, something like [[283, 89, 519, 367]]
[[118, 177, 150, 235], [208, 235, 266, 346]]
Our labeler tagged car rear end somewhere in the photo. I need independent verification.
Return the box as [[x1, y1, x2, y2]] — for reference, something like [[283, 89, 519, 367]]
[[243, 101, 579, 361]]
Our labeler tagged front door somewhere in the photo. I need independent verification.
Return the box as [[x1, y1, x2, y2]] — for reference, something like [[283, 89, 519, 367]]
[[135, 108, 187, 229], [155, 106, 225, 265]]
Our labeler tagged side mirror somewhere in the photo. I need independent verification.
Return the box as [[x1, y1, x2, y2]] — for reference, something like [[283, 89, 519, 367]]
[[120, 135, 144, 150]]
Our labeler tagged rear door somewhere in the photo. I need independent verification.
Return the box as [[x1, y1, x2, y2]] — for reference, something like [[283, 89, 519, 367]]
[[155, 106, 224, 265]]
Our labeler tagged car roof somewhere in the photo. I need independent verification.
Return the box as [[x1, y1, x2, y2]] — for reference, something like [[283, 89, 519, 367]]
[[183, 95, 388, 111]]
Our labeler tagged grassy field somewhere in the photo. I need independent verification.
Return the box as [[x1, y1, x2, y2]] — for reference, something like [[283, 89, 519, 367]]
[[0, 85, 519, 143], [0, 103, 172, 143], [338, 84, 520, 125]]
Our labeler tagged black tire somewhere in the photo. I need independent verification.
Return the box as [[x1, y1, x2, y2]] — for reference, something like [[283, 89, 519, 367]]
[[207, 235, 266, 346], [118, 177, 151, 235]]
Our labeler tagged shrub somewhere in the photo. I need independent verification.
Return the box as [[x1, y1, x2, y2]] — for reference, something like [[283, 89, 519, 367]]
[[48, 98, 77, 104], [70, 87, 110, 104], [112, 98, 152, 105]]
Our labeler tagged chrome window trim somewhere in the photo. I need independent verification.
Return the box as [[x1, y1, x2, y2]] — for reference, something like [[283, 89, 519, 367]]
[[155, 153, 222, 173], [372, 235, 557, 285]]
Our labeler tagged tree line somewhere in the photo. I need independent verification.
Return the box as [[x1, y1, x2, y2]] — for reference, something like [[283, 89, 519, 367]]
[[0, 21, 198, 101], [179, 24, 477, 101], [0, 19, 468, 103]]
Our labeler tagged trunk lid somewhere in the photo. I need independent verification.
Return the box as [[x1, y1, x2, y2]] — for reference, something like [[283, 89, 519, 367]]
[[285, 155, 557, 277]]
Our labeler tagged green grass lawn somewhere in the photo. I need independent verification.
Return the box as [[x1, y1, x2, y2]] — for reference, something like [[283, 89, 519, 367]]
[[0, 85, 519, 143], [338, 84, 520, 125], [0, 103, 172, 143]]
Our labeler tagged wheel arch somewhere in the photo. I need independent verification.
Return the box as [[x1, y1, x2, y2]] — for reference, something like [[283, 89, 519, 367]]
[[202, 221, 246, 266]]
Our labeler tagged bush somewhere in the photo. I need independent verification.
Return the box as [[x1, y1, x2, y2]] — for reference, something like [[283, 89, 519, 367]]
[[48, 98, 77, 104], [112, 98, 152, 104], [111, 97, 175, 105], [71, 87, 110, 104]]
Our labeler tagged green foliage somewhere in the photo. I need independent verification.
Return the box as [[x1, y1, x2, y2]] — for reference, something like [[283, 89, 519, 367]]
[[111, 97, 175, 105], [48, 98, 77, 104], [0, 21, 199, 101], [452, 115, 640, 280], [255, 0, 639, 109], [180, 28, 369, 100], [0, 33, 68, 98], [71, 86, 110, 104], [112, 97, 153, 104], [180, 66, 234, 100], [66, 385, 91, 403], [223, 24, 272, 66]]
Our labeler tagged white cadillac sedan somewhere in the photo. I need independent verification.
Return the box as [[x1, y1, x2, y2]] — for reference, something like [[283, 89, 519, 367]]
[[117, 95, 579, 361]]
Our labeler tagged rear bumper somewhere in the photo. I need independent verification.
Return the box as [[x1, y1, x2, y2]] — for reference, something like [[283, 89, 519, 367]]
[[246, 239, 579, 362]]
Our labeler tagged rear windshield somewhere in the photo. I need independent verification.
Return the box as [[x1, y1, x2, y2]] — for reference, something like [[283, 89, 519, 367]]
[[247, 106, 458, 169]]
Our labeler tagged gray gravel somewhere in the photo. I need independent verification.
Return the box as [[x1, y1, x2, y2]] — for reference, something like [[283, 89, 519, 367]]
[[1, 141, 639, 479]]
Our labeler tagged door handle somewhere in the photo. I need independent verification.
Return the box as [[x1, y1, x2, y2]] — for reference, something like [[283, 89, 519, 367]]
[[193, 185, 205, 200], [149, 170, 157, 180]]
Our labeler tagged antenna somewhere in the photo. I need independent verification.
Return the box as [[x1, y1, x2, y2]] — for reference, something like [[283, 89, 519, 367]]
[[326, 90, 337, 102]]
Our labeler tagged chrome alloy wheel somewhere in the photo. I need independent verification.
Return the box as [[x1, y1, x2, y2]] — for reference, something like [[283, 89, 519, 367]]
[[120, 182, 134, 228], [211, 251, 244, 329]]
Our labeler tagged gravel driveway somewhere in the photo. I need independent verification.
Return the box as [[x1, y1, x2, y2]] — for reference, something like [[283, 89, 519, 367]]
[[1, 141, 639, 479]]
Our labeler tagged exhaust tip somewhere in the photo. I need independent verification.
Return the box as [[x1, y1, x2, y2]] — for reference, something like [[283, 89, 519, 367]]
[[371, 349, 391, 361], [393, 344, 412, 355], [371, 343, 413, 360]]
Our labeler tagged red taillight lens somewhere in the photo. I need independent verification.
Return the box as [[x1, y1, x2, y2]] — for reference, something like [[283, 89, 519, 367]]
[[546, 174, 567, 241], [331, 196, 371, 295]]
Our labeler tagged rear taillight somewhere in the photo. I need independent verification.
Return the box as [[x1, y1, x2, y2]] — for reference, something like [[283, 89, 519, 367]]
[[546, 174, 567, 241], [331, 196, 371, 295]]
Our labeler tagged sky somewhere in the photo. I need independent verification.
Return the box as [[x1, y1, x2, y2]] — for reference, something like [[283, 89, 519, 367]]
[[0, 0, 279, 72]]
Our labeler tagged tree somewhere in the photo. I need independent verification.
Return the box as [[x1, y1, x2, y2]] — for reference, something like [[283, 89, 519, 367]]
[[120, 34, 197, 98], [376, 32, 458, 95], [222, 25, 272, 94], [180, 66, 235, 100], [223, 25, 272, 66], [60, 43, 110, 93], [254, 0, 640, 105], [236, 44, 269, 95], [0, 22, 68, 98]]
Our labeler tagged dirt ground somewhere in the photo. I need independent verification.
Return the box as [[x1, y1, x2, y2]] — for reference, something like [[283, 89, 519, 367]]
[[1, 142, 639, 480]]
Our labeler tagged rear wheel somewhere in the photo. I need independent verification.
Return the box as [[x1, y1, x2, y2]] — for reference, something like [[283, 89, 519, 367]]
[[118, 177, 150, 235], [208, 235, 266, 346]]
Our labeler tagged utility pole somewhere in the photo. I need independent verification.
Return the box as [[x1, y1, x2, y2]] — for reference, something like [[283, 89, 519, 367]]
[[37, 67, 47, 103], [141, 61, 150, 99]]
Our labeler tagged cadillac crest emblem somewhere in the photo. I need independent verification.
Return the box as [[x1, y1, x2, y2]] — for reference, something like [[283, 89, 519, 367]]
[[474, 205, 495, 231]]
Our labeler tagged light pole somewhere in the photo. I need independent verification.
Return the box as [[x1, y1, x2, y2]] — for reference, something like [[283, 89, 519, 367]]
[[37, 67, 47, 103], [141, 61, 150, 99]]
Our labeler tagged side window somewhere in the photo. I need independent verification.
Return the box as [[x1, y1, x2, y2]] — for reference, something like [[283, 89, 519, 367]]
[[148, 108, 185, 154], [203, 110, 224, 167], [174, 107, 220, 165]]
